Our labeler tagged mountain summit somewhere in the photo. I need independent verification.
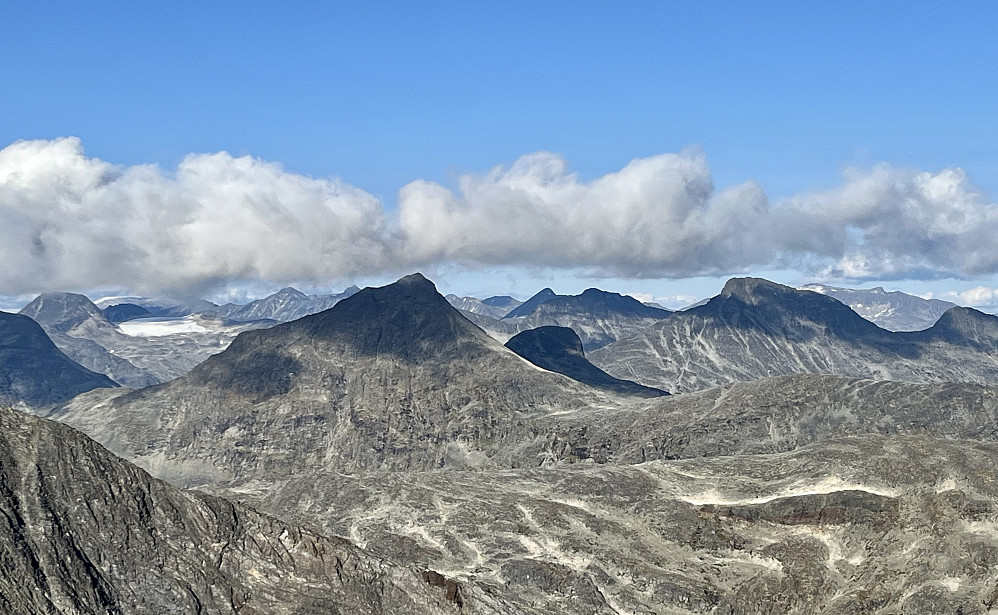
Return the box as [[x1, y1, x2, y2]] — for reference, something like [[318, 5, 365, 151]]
[[52, 273, 607, 481], [591, 277, 998, 393]]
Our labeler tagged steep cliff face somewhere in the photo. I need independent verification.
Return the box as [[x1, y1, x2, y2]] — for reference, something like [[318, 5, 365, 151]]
[[0, 404, 529, 615], [591, 278, 998, 392]]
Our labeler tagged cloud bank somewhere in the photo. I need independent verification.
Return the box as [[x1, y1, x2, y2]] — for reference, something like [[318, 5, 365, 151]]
[[1, 137, 996, 297]]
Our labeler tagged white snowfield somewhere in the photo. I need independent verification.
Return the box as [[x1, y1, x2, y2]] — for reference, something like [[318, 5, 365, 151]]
[[117, 316, 209, 337]]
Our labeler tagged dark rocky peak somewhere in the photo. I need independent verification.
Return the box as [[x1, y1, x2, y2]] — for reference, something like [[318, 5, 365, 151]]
[[503, 288, 560, 319], [705, 277, 887, 339], [19, 291, 107, 332], [482, 295, 519, 308], [912, 306, 998, 350], [508, 325, 586, 359], [102, 303, 151, 324], [718, 277, 792, 304], [505, 326, 667, 397], [268, 272, 492, 361], [341, 284, 361, 296], [0, 312, 117, 407]]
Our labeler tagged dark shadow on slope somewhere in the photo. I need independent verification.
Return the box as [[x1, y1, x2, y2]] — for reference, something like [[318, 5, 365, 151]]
[[506, 326, 667, 398]]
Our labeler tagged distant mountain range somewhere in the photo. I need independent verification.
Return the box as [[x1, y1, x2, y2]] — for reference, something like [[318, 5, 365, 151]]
[[590, 277, 998, 393], [219, 285, 360, 322], [445, 293, 522, 319], [468, 287, 672, 350], [798, 283, 957, 331], [20, 292, 269, 387]]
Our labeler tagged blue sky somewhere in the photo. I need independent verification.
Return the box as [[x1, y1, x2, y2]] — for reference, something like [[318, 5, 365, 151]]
[[2, 2, 997, 308]]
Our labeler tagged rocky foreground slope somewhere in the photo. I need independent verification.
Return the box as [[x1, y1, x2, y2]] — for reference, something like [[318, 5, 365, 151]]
[[0, 404, 531, 615]]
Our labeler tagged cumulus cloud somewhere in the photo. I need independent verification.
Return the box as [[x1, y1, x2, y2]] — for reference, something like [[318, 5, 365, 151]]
[[0, 137, 393, 296], [399, 149, 775, 277], [399, 152, 998, 282], [937, 286, 998, 307], [2, 137, 997, 298]]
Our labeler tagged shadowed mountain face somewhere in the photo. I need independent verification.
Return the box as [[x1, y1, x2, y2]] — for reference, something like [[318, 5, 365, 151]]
[[0, 312, 116, 408], [502, 288, 559, 319], [102, 302, 151, 323], [590, 277, 998, 393], [505, 326, 667, 397], [0, 405, 522, 615], [50, 273, 610, 482]]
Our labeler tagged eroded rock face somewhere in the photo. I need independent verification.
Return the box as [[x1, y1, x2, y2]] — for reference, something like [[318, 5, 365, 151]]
[[0, 405, 527, 615], [227, 435, 998, 615]]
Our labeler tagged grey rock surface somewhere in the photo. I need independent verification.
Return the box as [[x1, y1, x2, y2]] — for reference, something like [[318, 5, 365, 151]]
[[0, 404, 529, 615], [223, 285, 360, 323], [222, 435, 998, 615], [591, 277, 998, 393]]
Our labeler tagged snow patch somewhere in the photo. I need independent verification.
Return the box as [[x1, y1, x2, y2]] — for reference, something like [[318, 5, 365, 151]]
[[118, 316, 208, 337]]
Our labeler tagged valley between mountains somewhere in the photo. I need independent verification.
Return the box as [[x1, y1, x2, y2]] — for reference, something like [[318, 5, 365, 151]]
[[5, 273, 998, 613]]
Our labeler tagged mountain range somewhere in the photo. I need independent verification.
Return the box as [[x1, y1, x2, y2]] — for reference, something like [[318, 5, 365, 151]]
[[798, 283, 958, 331], [590, 277, 998, 393], [7, 271, 998, 613], [41, 273, 998, 614], [468, 287, 672, 350]]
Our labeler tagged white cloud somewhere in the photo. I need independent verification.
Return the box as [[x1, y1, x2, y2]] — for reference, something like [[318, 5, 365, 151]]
[[3, 137, 998, 298], [398, 149, 775, 277], [938, 286, 998, 307], [0, 137, 393, 296], [399, 153, 998, 282]]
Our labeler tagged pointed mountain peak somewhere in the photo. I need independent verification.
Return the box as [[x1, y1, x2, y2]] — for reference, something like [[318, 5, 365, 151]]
[[275, 272, 487, 361], [502, 287, 559, 319], [274, 287, 308, 299]]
